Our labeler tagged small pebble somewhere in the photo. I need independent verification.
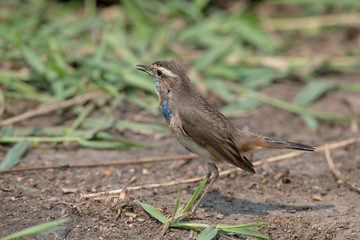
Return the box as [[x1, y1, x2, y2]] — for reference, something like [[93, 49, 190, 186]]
[[129, 176, 137, 184], [103, 170, 112, 176], [228, 173, 237, 180], [37, 226, 70, 240], [120, 190, 127, 200], [312, 185, 321, 192], [60, 187, 78, 194], [337, 179, 344, 184], [312, 195, 323, 201], [216, 213, 224, 219], [125, 212, 137, 218]]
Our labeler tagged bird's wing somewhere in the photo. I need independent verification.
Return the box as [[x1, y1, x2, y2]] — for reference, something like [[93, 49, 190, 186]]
[[177, 101, 255, 173]]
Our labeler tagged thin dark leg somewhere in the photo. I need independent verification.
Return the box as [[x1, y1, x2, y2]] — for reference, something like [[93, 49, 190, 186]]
[[190, 162, 219, 214]]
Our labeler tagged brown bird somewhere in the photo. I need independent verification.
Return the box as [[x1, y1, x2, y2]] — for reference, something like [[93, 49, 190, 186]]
[[136, 60, 315, 214]]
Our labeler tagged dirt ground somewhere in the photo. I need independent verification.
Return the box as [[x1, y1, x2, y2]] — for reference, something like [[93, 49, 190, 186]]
[[1, 72, 360, 240]]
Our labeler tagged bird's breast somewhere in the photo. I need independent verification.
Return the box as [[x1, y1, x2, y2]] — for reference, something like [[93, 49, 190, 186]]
[[174, 131, 215, 162], [169, 112, 217, 163]]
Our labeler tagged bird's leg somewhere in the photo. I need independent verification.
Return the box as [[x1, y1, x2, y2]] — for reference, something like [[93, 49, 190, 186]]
[[204, 164, 213, 183], [190, 162, 219, 214]]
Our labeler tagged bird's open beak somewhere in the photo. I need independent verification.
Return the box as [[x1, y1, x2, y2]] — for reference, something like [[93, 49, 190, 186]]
[[136, 65, 151, 74]]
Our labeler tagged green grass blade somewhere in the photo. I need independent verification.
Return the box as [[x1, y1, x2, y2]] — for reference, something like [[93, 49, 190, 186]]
[[8, 126, 70, 137], [218, 222, 268, 228], [170, 187, 181, 224], [93, 34, 108, 62], [77, 140, 142, 150], [205, 79, 234, 102], [196, 225, 218, 240], [238, 19, 275, 52], [0, 218, 70, 240], [0, 141, 29, 171], [3, 91, 54, 102], [193, 0, 210, 10], [0, 126, 13, 137], [48, 38, 67, 72], [225, 82, 360, 123], [0, 136, 82, 143], [128, 95, 159, 116], [21, 45, 46, 75], [170, 222, 208, 230], [121, 0, 148, 39], [136, 200, 167, 224], [66, 103, 95, 136], [221, 98, 260, 117], [300, 112, 318, 130], [124, 72, 156, 92], [221, 227, 269, 240], [84, 96, 123, 139], [337, 81, 360, 91], [114, 120, 168, 133], [193, 44, 231, 72], [181, 177, 208, 214], [16, 184, 39, 192], [0, 75, 37, 93], [293, 80, 336, 107]]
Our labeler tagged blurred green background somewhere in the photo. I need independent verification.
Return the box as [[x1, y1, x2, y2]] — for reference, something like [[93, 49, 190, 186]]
[[0, 0, 360, 150]]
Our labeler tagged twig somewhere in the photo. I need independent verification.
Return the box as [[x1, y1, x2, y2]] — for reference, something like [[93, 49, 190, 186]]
[[82, 175, 208, 199], [307, 221, 337, 239], [324, 145, 360, 194], [0, 91, 104, 126], [82, 137, 360, 199], [316, 222, 336, 239], [0, 154, 198, 174]]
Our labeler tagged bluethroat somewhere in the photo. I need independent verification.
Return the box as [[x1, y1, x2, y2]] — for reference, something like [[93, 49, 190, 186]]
[[136, 60, 315, 214]]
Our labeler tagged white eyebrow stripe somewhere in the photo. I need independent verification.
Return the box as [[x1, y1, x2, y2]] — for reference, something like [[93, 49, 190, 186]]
[[158, 67, 178, 78]]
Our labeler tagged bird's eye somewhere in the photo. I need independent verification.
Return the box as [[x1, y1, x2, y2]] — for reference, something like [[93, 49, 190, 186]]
[[157, 70, 162, 76]]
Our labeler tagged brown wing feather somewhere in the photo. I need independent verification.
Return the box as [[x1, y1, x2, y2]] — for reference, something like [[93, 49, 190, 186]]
[[178, 100, 255, 174]]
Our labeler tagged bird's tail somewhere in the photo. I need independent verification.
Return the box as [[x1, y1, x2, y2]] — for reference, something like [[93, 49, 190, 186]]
[[259, 137, 315, 152]]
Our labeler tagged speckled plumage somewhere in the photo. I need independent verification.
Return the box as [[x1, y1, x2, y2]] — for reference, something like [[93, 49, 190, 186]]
[[136, 60, 315, 214]]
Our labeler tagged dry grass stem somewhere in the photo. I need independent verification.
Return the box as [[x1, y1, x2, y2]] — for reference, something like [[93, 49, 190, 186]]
[[324, 145, 360, 193], [0, 154, 198, 174], [0, 91, 104, 126]]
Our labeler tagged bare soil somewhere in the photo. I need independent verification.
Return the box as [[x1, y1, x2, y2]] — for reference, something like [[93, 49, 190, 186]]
[[1, 73, 360, 240]]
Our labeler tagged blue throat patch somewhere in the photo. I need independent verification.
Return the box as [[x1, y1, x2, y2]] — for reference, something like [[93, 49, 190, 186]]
[[150, 75, 161, 93], [149, 74, 171, 120], [161, 100, 171, 120]]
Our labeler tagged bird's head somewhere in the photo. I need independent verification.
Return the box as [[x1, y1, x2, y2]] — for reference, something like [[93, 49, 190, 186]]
[[136, 60, 193, 99]]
